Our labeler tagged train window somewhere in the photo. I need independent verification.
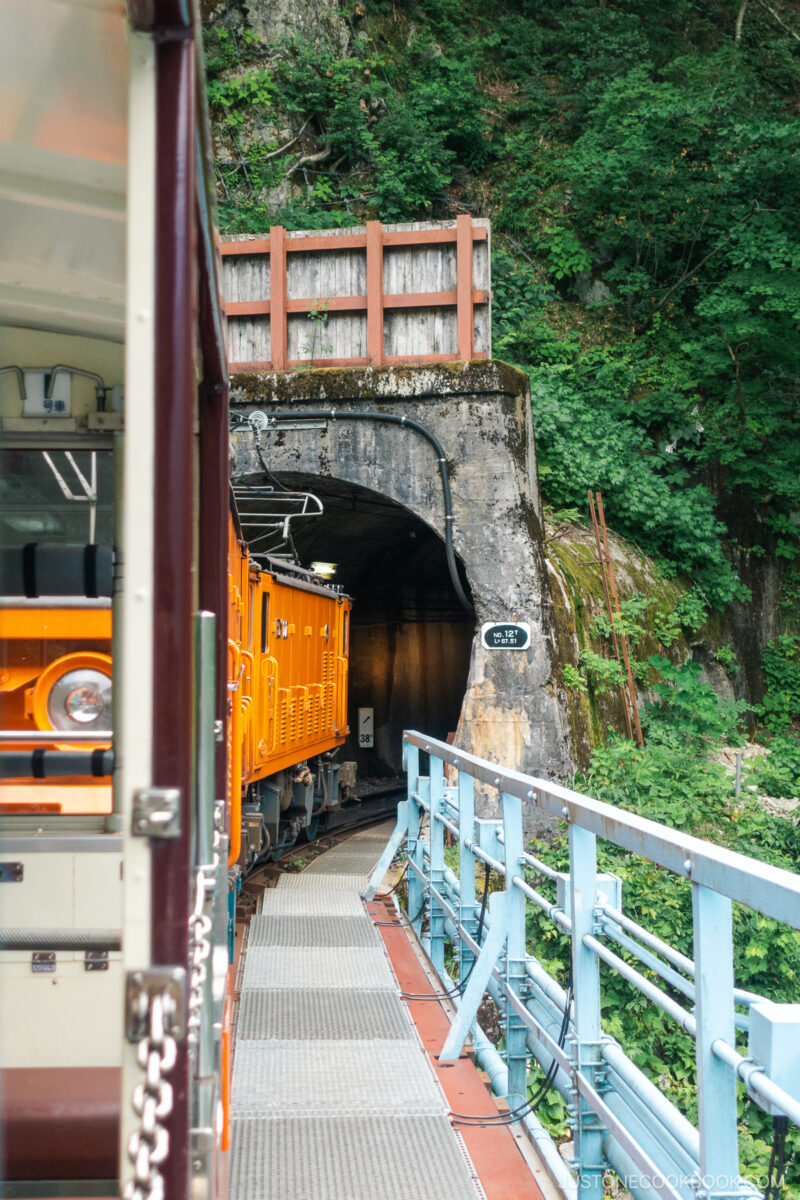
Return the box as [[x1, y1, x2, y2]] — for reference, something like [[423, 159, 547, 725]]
[[0, 448, 113, 547], [261, 592, 268, 653], [343, 610, 349, 656]]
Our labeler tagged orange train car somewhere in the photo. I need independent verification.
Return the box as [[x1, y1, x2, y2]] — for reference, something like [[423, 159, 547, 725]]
[[0, 541, 114, 815], [0, 504, 352, 864], [227, 500, 352, 866]]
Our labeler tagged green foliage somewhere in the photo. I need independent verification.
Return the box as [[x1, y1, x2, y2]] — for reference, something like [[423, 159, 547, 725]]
[[578, 648, 625, 696], [524, 647, 800, 1177], [561, 663, 586, 693], [759, 635, 800, 732], [204, 0, 800, 610], [714, 645, 738, 675], [590, 593, 651, 646], [644, 656, 749, 748], [651, 589, 706, 647], [528, 353, 747, 606], [749, 734, 800, 801]]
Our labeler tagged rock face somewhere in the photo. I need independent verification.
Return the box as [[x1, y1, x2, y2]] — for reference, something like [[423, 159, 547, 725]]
[[230, 360, 575, 831]]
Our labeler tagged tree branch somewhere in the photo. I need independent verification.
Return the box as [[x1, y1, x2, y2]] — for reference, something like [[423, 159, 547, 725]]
[[755, 0, 800, 42], [289, 143, 332, 174], [262, 116, 312, 162], [735, 0, 749, 44]]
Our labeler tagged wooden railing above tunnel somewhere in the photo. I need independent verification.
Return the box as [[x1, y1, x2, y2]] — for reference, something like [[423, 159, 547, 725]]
[[221, 216, 491, 373]]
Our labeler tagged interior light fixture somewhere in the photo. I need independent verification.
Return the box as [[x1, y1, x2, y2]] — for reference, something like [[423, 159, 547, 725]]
[[311, 561, 337, 578]]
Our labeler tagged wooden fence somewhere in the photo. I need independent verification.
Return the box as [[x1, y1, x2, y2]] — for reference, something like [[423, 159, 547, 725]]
[[221, 216, 491, 372]]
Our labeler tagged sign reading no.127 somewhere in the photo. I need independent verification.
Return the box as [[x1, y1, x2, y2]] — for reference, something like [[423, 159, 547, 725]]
[[481, 622, 531, 651]]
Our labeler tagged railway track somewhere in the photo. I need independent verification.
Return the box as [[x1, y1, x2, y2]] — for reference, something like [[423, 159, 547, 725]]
[[238, 785, 403, 913]]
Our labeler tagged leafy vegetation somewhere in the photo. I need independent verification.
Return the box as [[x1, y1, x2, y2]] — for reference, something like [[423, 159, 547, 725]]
[[204, 0, 800, 611], [525, 655, 800, 1179], [203, 4, 800, 1180]]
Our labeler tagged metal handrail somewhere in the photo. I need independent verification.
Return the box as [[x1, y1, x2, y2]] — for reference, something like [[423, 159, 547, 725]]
[[406, 730, 800, 929], [363, 731, 800, 1200]]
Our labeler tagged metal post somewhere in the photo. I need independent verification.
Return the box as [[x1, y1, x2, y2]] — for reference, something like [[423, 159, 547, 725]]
[[569, 823, 605, 1197], [405, 744, 424, 936], [194, 613, 216, 872], [429, 755, 446, 976], [503, 790, 527, 1111], [458, 770, 477, 989], [692, 884, 740, 1196]]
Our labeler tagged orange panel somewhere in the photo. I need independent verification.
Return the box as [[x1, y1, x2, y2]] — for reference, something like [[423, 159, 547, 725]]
[[0, 609, 111, 640]]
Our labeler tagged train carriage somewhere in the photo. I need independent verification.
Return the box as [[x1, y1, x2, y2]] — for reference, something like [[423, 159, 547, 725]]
[[0, 3, 351, 1197]]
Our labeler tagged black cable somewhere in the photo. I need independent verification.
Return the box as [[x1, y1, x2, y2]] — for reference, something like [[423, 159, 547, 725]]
[[763, 1116, 788, 1200], [375, 862, 409, 900], [399, 863, 492, 1001], [257, 409, 475, 617], [450, 963, 574, 1126]]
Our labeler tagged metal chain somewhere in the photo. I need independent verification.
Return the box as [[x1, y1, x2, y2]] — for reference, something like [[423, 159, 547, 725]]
[[124, 992, 178, 1200], [187, 867, 214, 1057]]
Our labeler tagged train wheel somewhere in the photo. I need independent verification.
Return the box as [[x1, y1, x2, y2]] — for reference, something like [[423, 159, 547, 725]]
[[299, 814, 321, 843]]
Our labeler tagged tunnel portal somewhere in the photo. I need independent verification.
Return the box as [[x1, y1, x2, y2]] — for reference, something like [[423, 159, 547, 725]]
[[258, 473, 474, 779]]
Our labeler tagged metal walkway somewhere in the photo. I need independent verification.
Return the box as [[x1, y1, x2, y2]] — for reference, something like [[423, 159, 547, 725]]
[[229, 829, 487, 1200]]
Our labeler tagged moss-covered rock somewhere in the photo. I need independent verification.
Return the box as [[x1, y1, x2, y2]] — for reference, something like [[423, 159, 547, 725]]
[[545, 517, 688, 767]]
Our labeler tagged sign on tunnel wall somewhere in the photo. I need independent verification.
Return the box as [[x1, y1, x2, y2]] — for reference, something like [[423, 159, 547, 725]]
[[481, 623, 531, 651]]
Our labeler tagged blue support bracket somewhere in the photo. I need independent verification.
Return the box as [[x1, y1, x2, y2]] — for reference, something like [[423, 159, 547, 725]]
[[399, 730, 800, 1200], [692, 884, 746, 1199], [569, 823, 606, 1198], [412, 775, 430, 940], [429, 757, 446, 975], [440, 891, 510, 1061], [363, 800, 411, 901], [502, 791, 528, 1111], [457, 771, 477, 990]]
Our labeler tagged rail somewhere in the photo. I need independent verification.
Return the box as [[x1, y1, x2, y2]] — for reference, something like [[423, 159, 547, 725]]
[[366, 731, 800, 1200]]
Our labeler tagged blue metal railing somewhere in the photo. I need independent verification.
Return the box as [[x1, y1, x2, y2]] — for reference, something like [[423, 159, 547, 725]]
[[366, 731, 800, 1200]]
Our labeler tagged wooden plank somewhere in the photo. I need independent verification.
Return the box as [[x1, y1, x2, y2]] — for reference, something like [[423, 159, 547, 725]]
[[382, 226, 488, 246], [384, 289, 488, 309], [287, 295, 367, 313], [226, 300, 271, 316], [285, 356, 370, 368], [285, 232, 367, 253], [269, 225, 286, 371], [228, 350, 490, 373], [220, 238, 271, 256], [220, 225, 489, 255], [226, 291, 489, 318], [366, 220, 383, 365], [456, 213, 474, 361]]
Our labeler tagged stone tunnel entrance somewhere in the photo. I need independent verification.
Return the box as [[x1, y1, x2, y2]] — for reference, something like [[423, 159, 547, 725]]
[[230, 360, 576, 830], [248, 473, 474, 779]]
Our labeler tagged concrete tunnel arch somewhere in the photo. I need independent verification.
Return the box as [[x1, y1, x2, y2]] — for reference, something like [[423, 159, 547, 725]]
[[229, 360, 575, 829]]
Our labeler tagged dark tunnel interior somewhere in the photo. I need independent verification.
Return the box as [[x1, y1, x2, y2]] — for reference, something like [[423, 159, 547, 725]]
[[236, 471, 475, 782]]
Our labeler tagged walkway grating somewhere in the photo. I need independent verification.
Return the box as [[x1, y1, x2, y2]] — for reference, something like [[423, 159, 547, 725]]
[[237, 987, 414, 1041], [247, 914, 379, 947], [232, 1039, 446, 1114], [242, 945, 397, 991], [231, 829, 485, 1200], [230, 1115, 485, 1200]]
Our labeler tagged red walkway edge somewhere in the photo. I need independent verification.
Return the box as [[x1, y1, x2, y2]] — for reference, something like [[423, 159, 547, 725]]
[[367, 898, 545, 1200]]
